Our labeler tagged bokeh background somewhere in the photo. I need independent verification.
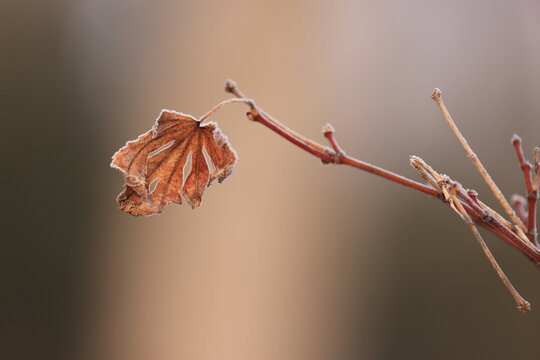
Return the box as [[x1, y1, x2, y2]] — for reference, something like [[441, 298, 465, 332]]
[[4, 0, 540, 359]]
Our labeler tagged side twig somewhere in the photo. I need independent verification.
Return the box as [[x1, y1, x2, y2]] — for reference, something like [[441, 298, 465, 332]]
[[431, 89, 526, 232], [511, 136, 539, 247], [512, 135, 533, 194], [530, 147, 539, 246]]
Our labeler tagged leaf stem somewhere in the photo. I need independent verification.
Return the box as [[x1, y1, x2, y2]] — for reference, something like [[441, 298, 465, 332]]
[[199, 97, 256, 124]]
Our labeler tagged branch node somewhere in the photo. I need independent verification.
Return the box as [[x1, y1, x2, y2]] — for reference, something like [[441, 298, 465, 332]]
[[225, 79, 237, 94], [322, 123, 344, 163], [320, 149, 341, 165], [322, 123, 335, 137], [250, 106, 260, 117], [431, 88, 442, 102], [482, 213, 493, 223], [518, 301, 532, 313]]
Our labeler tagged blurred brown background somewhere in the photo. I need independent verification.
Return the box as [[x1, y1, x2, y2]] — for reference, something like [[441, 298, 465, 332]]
[[4, 0, 540, 359]]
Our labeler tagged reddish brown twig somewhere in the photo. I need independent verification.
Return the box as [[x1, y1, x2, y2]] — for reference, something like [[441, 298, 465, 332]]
[[512, 135, 533, 192], [245, 107, 334, 163], [224, 80, 540, 311], [530, 147, 539, 246], [512, 135, 539, 247], [322, 124, 342, 156], [246, 109, 440, 198]]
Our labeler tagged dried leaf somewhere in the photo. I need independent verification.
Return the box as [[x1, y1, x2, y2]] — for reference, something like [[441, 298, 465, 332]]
[[111, 110, 237, 216]]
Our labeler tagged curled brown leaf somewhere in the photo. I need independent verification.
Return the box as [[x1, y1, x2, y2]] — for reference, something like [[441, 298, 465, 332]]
[[111, 110, 237, 216]]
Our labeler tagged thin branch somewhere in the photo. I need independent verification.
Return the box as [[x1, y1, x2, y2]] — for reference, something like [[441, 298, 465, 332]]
[[411, 160, 540, 264], [338, 154, 440, 197], [431, 89, 526, 232], [410, 160, 532, 311], [221, 80, 540, 311], [226, 79, 440, 198], [451, 184, 487, 218], [534, 148, 540, 192], [410, 156, 442, 191], [231, 82, 539, 259], [483, 214, 540, 263], [250, 106, 540, 262], [247, 109, 440, 198], [410, 156, 464, 217], [528, 193, 538, 248], [447, 188, 531, 312], [322, 124, 343, 155], [474, 197, 532, 246], [474, 208, 540, 267], [529, 147, 539, 246], [245, 108, 334, 163], [512, 135, 533, 193], [511, 135, 539, 246], [454, 186, 535, 248], [455, 194, 540, 268]]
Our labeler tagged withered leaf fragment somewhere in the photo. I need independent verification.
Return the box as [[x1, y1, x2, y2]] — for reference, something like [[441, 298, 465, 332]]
[[111, 110, 237, 216]]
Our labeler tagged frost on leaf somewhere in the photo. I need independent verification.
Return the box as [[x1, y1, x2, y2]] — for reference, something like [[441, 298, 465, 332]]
[[111, 110, 237, 216]]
